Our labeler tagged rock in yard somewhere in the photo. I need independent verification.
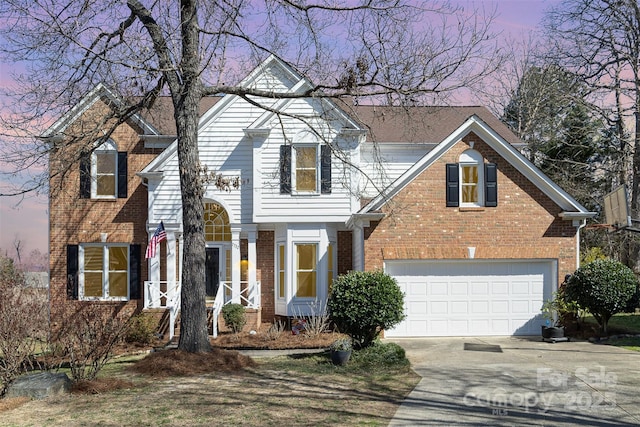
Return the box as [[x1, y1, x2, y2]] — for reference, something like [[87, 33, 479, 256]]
[[6, 372, 72, 400]]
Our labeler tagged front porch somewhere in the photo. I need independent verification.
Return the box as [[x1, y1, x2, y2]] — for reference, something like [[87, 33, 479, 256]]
[[144, 280, 261, 340]]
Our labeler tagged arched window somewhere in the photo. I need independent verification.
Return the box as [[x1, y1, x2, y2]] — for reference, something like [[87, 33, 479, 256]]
[[446, 147, 497, 208], [459, 149, 484, 206], [204, 202, 231, 241], [93, 139, 118, 198]]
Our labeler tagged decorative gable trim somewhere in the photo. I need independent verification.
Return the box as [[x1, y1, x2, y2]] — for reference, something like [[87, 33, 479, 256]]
[[40, 83, 160, 139]]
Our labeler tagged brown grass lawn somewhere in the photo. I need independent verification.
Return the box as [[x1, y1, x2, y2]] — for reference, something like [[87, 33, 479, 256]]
[[0, 329, 420, 426]]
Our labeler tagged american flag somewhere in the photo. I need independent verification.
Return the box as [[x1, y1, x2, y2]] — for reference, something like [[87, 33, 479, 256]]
[[145, 221, 167, 259]]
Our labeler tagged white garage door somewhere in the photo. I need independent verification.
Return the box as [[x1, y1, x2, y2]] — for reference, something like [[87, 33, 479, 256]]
[[385, 260, 555, 337]]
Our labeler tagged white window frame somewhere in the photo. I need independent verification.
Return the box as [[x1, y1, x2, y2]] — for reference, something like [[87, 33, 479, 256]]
[[292, 144, 320, 194], [459, 149, 484, 207], [294, 242, 318, 299], [91, 139, 118, 199], [277, 243, 286, 300], [79, 243, 130, 301]]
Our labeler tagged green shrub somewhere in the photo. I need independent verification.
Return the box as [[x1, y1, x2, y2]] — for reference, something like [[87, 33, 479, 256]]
[[352, 341, 409, 368], [221, 303, 246, 333], [564, 259, 639, 334], [125, 313, 157, 345], [328, 270, 405, 349]]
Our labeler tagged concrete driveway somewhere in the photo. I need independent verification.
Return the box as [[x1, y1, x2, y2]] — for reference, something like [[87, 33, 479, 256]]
[[386, 337, 640, 426]]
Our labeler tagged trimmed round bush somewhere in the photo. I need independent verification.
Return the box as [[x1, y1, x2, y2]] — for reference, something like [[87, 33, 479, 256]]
[[328, 270, 405, 349], [564, 259, 638, 334], [352, 341, 410, 368], [221, 303, 246, 333]]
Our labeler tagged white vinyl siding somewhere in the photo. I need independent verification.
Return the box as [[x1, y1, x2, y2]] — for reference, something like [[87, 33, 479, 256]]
[[359, 143, 433, 198]]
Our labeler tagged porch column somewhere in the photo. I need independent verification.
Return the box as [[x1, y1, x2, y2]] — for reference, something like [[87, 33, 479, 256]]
[[352, 220, 365, 271], [166, 231, 177, 305], [247, 227, 257, 305], [231, 226, 241, 303], [147, 230, 161, 308]]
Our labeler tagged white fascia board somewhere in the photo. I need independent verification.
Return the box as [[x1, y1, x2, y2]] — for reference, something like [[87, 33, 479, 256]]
[[41, 83, 160, 138], [469, 117, 591, 214], [361, 119, 472, 213], [239, 55, 304, 89], [254, 214, 353, 223], [244, 61, 364, 134], [141, 89, 237, 174], [361, 115, 593, 215], [40, 84, 105, 138]]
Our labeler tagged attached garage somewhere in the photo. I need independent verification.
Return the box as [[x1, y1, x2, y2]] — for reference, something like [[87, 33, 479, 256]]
[[385, 260, 556, 337]]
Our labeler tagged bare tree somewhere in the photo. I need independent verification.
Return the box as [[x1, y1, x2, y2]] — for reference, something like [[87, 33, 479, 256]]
[[543, 0, 640, 265], [0, 1, 500, 352]]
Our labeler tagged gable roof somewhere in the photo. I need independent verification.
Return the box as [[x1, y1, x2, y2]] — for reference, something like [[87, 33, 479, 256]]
[[40, 83, 161, 139], [360, 114, 594, 218], [141, 55, 366, 174], [350, 105, 521, 145]]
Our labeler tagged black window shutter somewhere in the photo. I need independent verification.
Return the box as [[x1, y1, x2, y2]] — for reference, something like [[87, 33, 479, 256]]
[[485, 163, 498, 207], [67, 245, 79, 299], [446, 163, 459, 207], [79, 156, 91, 199], [117, 152, 128, 198], [280, 145, 292, 194], [321, 145, 332, 194], [129, 244, 141, 299]]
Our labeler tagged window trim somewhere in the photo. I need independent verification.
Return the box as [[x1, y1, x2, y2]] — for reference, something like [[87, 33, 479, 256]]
[[292, 144, 320, 194], [79, 243, 130, 301], [458, 150, 484, 208], [91, 140, 118, 199], [294, 242, 318, 299]]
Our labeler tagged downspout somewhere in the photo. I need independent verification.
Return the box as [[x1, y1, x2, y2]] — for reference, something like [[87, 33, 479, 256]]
[[575, 219, 587, 270]]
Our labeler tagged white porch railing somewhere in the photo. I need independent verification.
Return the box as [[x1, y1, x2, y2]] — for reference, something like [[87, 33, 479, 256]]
[[144, 280, 260, 340], [144, 281, 181, 340], [211, 281, 261, 338]]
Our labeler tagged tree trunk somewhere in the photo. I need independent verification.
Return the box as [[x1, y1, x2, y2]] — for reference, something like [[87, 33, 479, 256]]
[[175, 95, 210, 353], [174, 0, 210, 353]]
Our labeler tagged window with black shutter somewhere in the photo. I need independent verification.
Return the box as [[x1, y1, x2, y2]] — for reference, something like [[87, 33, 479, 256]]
[[446, 152, 497, 208]]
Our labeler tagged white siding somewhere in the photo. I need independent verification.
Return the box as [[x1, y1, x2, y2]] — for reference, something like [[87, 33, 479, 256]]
[[359, 143, 433, 198], [253, 98, 358, 223], [151, 95, 274, 225], [148, 65, 362, 227]]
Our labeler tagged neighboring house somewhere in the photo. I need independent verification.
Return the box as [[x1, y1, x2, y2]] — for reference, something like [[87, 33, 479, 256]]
[[45, 56, 594, 338]]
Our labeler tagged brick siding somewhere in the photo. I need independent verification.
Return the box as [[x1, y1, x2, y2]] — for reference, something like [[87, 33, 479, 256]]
[[49, 99, 160, 326], [364, 134, 578, 286]]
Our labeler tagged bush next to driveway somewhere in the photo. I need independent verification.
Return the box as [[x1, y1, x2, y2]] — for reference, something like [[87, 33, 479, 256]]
[[328, 270, 405, 349], [564, 259, 639, 334]]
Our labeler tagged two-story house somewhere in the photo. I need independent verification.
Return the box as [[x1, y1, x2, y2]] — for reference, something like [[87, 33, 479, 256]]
[[46, 55, 593, 339]]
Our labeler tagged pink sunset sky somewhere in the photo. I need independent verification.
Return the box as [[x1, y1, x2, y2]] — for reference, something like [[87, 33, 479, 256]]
[[0, 0, 559, 259]]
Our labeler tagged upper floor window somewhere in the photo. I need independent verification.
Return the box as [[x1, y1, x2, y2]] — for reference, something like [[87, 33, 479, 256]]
[[280, 144, 332, 195], [94, 140, 117, 198], [446, 148, 497, 208], [459, 150, 483, 206], [80, 139, 127, 199], [66, 243, 141, 301], [294, 145, 318, 192]]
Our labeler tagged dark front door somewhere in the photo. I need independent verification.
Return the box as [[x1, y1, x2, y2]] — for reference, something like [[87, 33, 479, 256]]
[[205, 247, 220, 298]]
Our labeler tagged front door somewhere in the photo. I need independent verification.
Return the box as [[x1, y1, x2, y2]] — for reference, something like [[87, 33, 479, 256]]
[[205, 247, 220, 299]]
